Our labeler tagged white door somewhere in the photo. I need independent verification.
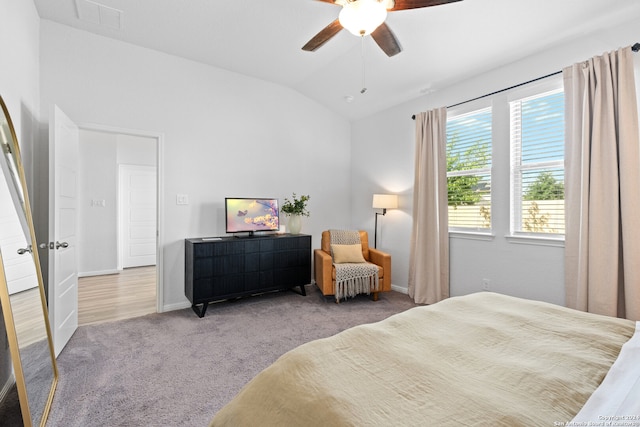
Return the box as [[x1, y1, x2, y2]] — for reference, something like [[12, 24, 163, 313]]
[[49, 105, 79, 357], [120, 165, 157, 268]]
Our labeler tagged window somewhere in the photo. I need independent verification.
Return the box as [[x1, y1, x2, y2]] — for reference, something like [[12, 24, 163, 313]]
[[510, 89, 564, 235], [446, 107, 492, 231]]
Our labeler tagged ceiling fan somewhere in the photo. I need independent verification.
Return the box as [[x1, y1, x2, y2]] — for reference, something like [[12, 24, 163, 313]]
[[302, 0, 463, 57]]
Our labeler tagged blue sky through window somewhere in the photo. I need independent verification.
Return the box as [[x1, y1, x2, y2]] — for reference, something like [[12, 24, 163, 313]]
[[446, 108, 492, 169], [521, 91, 564, 164]]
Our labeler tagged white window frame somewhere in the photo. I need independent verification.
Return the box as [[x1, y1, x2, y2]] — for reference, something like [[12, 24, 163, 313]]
[[508, 78, 564, 244]]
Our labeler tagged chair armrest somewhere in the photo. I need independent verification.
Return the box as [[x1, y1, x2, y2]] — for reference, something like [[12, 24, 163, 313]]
[[368, 248, 391, 291], [314, 249, 333, 294], [368, 247, 390, 267]]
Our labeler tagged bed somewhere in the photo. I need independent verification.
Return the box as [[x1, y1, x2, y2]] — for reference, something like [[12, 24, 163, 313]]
[[210, 292, 638, 426]]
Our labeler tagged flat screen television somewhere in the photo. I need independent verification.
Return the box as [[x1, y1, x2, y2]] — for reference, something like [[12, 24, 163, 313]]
[[225, 197, 279, 236]]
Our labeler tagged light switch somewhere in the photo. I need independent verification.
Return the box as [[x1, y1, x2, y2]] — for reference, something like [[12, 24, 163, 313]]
[[176, 194, 189, 205]]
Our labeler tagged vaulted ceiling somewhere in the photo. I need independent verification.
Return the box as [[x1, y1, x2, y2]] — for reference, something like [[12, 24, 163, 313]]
[[34, 0, 640, 121]]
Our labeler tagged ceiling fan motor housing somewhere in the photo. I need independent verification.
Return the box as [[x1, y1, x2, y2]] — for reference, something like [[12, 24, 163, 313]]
[[339, 0, 389, 36]]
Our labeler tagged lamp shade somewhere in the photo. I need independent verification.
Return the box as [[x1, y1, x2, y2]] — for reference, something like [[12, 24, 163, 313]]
[[372, 194, 398, 209], [339, 0, 387, 36]]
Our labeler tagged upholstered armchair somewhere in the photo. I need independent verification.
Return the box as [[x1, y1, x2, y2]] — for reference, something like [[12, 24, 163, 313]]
[[314, 230, 391, 301]]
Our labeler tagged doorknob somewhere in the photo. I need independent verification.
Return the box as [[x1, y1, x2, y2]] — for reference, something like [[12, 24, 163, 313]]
[[17, 245, 32, 255], [39, 241, 70, 250], [55, 241, 69, 250]]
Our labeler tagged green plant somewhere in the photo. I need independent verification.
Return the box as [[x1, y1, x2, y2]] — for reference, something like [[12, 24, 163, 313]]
[[524, 171, 564, 201], [281, 193, 310, 217], [446, 135, 490, 207]]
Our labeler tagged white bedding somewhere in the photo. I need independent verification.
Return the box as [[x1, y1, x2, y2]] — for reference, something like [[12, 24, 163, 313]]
[[571, 321, 640, 424]]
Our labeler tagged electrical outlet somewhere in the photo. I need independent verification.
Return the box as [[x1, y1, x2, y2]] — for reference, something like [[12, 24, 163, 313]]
[[482, 278, 490, 291]]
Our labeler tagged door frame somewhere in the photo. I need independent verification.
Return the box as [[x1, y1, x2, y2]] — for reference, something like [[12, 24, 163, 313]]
[[77, 123, 164, 314]]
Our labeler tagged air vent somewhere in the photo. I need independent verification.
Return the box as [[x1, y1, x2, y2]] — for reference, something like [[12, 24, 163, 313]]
[[75, 0, 123, 30]]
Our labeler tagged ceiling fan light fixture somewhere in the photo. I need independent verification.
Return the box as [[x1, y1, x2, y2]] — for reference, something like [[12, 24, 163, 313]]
[[339, 0, 388, 37]]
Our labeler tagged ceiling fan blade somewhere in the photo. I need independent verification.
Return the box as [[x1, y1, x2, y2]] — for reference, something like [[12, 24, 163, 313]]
[[391, 0, 463, 11], [313, 0, 337, 3], [302, 19, 343, 52], [371, 23, 402, 57]]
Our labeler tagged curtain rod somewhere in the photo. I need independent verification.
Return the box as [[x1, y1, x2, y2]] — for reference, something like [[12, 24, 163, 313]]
[[411, 42, 640, 120]]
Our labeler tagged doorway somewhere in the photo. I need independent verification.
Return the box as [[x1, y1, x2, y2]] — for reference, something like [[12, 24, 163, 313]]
[[76, 127, 162, 325]]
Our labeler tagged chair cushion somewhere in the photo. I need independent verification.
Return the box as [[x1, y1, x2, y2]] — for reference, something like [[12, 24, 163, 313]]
[[322, 230, 370, 261], [331, 244, 366, 263]]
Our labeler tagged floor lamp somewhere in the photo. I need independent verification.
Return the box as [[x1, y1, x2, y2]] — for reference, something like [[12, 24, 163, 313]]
[[372, 194, 398, 249]]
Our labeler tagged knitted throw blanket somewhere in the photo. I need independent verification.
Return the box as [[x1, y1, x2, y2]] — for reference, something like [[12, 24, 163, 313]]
[[330, 229, 379, 302]]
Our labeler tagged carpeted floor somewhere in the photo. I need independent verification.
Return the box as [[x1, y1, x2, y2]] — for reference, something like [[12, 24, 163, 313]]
[[45, 286, 417, 426]]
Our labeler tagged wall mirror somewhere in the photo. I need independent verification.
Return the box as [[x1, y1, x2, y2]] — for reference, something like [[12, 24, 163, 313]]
[[0, 95, 58, 426]]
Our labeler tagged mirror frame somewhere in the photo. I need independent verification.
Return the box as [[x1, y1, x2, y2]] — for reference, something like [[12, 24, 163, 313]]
[[0, 95, 58, 426]]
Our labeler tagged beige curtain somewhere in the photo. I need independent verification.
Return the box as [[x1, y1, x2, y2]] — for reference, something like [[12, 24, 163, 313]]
[[564, 46, 640, 320], [408, 108, 449, 304]]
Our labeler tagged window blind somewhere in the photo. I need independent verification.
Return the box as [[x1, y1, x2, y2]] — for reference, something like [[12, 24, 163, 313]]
[[510, 89, 564, 235], [446, 107, 492, 230]]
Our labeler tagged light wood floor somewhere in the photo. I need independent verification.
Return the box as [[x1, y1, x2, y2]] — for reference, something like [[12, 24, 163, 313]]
[[7, 266, 156, 348], [78, 266, 157, 326], [8, 287, 49, 347]]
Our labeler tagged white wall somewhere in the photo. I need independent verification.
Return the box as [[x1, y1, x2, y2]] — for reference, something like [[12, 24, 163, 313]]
[[351, 18, 640, 306], [39, 20, 353, 310], [0, 0, 41, 398], [0, 0, 40, 193], [78, 130, 117, 275], [117, 134, 156, 166]]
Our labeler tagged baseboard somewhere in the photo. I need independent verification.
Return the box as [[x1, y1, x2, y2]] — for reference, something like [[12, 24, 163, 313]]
[[391, 284, 408, 294], [0, 374, 15, 404], [161, 301, 191, 313], [78, 269, 120, 278]]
